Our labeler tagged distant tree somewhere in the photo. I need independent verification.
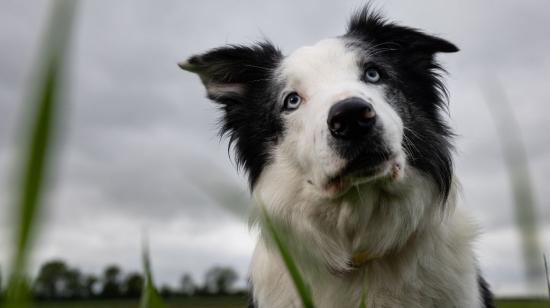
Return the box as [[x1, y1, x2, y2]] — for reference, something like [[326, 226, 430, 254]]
[[101, 265, 122, 298], [203, 266, 238, 295], [160, 285, 174, 298], [122, 272, 143, 298], [83, 274, 98, 298], [180, 273, 195, 296], [34, 259, 69, 299], [64, 268, 84, 298]]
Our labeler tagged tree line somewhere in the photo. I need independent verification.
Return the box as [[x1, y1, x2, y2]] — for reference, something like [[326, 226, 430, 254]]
[[0, 259, 242, 300]]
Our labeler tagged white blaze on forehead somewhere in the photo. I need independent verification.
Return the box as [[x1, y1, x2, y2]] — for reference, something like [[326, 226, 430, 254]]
[[280, 38, 360, 95]]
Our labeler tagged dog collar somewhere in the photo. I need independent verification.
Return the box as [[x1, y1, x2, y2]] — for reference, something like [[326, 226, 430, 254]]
[[351, 232, 417, 267], [351, 250, 380, 267]]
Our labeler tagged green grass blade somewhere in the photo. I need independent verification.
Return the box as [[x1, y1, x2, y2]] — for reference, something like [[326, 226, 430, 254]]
[[2, 1, 77, 307], [544, 254, 550, 303], [359, 271, 368, 308], [259, 205, 315, 308], [139, 240, 167, 308]]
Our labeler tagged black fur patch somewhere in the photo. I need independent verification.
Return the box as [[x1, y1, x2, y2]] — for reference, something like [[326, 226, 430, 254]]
[[345, 6, 458, 200], [478, 275, 496, 308], [247, 296, 257, 308], [185, 43, 284, 188]]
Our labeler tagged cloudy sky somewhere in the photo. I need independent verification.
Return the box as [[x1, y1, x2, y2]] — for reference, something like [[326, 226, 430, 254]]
[[1, 0, 549, 296]]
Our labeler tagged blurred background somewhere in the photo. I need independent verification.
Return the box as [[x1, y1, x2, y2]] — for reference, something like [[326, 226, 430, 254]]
[[0, 0, 549, 303]]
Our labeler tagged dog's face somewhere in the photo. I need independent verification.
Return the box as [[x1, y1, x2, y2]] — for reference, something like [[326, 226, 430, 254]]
[[180, 9, 457, 200], [275, 37, 408, 197]]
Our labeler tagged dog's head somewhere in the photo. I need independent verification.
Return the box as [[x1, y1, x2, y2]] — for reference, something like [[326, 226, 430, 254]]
[[180, 8, 458, 201]]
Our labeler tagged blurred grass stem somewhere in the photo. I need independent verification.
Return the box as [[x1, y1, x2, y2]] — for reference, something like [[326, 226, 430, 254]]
[[3, 1, 77, 307], [483, 78, 543, 285]]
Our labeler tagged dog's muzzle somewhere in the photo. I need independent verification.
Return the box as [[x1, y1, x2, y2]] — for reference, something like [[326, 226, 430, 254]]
[[324, 97, 395, 192], [327, 97, 376, 139]]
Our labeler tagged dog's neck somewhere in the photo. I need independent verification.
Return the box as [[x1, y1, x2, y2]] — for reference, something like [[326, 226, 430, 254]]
[[250, 167, 479, 308], [252, 161, 455, 274]]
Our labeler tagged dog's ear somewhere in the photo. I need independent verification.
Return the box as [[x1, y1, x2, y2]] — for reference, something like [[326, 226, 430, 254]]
[[179, 42, 283, 102], [347, 7, 459, 56], [179, 42, 284, 188]]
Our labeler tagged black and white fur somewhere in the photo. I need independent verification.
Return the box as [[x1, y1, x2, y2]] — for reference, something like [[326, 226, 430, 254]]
[[179, 7, 495, 308]]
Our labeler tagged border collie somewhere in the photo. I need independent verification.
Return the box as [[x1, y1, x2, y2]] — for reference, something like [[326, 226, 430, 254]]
[[179, 6, 495, 308]]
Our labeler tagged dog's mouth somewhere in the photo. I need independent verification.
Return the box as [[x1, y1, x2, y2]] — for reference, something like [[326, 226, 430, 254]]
[[323, 151, 400, 195]]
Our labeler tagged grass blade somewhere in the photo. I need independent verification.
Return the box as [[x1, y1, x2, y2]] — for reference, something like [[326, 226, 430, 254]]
[[359, 272, 368, 308], [483, 79, 543, 284], [259, 205, 315, 308], [139, 240, 167, 308], [2, 1, 77, 307], [544, 254, 550, 303]]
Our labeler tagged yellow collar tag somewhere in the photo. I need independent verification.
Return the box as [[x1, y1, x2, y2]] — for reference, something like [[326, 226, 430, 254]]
[[351, 250, 380, 267]]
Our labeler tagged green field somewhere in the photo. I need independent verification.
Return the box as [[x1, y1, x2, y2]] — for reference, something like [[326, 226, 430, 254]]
[[32, 296, 248, 308], [30, 297, 549, 308], [496, 298, 549, 308]]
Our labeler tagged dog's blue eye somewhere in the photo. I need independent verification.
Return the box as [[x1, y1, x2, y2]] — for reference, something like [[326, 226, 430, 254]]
[[364, 67, 381, 83], [283, 92, 302, 111]]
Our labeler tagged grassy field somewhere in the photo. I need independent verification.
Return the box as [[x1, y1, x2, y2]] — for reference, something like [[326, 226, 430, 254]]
[[30, 297, 549, 308], [496, 298, 549, 308], [32, 296, 248, 308]]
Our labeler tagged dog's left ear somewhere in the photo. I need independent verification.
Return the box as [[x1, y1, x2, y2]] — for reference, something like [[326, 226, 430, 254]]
[[347, 8, 459, 56], [179, 42, 282, 102], [381, 27, 459, 55]]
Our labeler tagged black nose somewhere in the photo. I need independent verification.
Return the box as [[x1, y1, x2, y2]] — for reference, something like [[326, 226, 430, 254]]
[[327, 97, 376, 139]]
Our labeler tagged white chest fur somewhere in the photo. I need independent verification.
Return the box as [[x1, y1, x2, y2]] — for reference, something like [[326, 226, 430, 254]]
[[249, 161, 483, 308]]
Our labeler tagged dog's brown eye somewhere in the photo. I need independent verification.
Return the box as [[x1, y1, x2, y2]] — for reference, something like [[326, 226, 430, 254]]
[[364, 67, 381, 83], [283, 92, 302, 111]]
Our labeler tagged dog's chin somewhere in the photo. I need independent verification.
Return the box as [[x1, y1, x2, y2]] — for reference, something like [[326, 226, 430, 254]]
[[322, 152, 402, 197]]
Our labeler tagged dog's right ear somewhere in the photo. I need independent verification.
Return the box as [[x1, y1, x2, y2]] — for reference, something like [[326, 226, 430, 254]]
[[179, 42, 283, 102]]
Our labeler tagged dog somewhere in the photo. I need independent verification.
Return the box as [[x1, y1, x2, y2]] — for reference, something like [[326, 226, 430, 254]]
[[179, 6, 495, 308]]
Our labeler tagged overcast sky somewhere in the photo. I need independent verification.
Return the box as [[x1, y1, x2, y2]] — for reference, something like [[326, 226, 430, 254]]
[[1, 0, 549, 296]]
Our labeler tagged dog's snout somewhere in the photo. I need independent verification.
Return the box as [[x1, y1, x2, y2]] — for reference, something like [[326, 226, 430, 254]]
[[327, 97, 376, 139]]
